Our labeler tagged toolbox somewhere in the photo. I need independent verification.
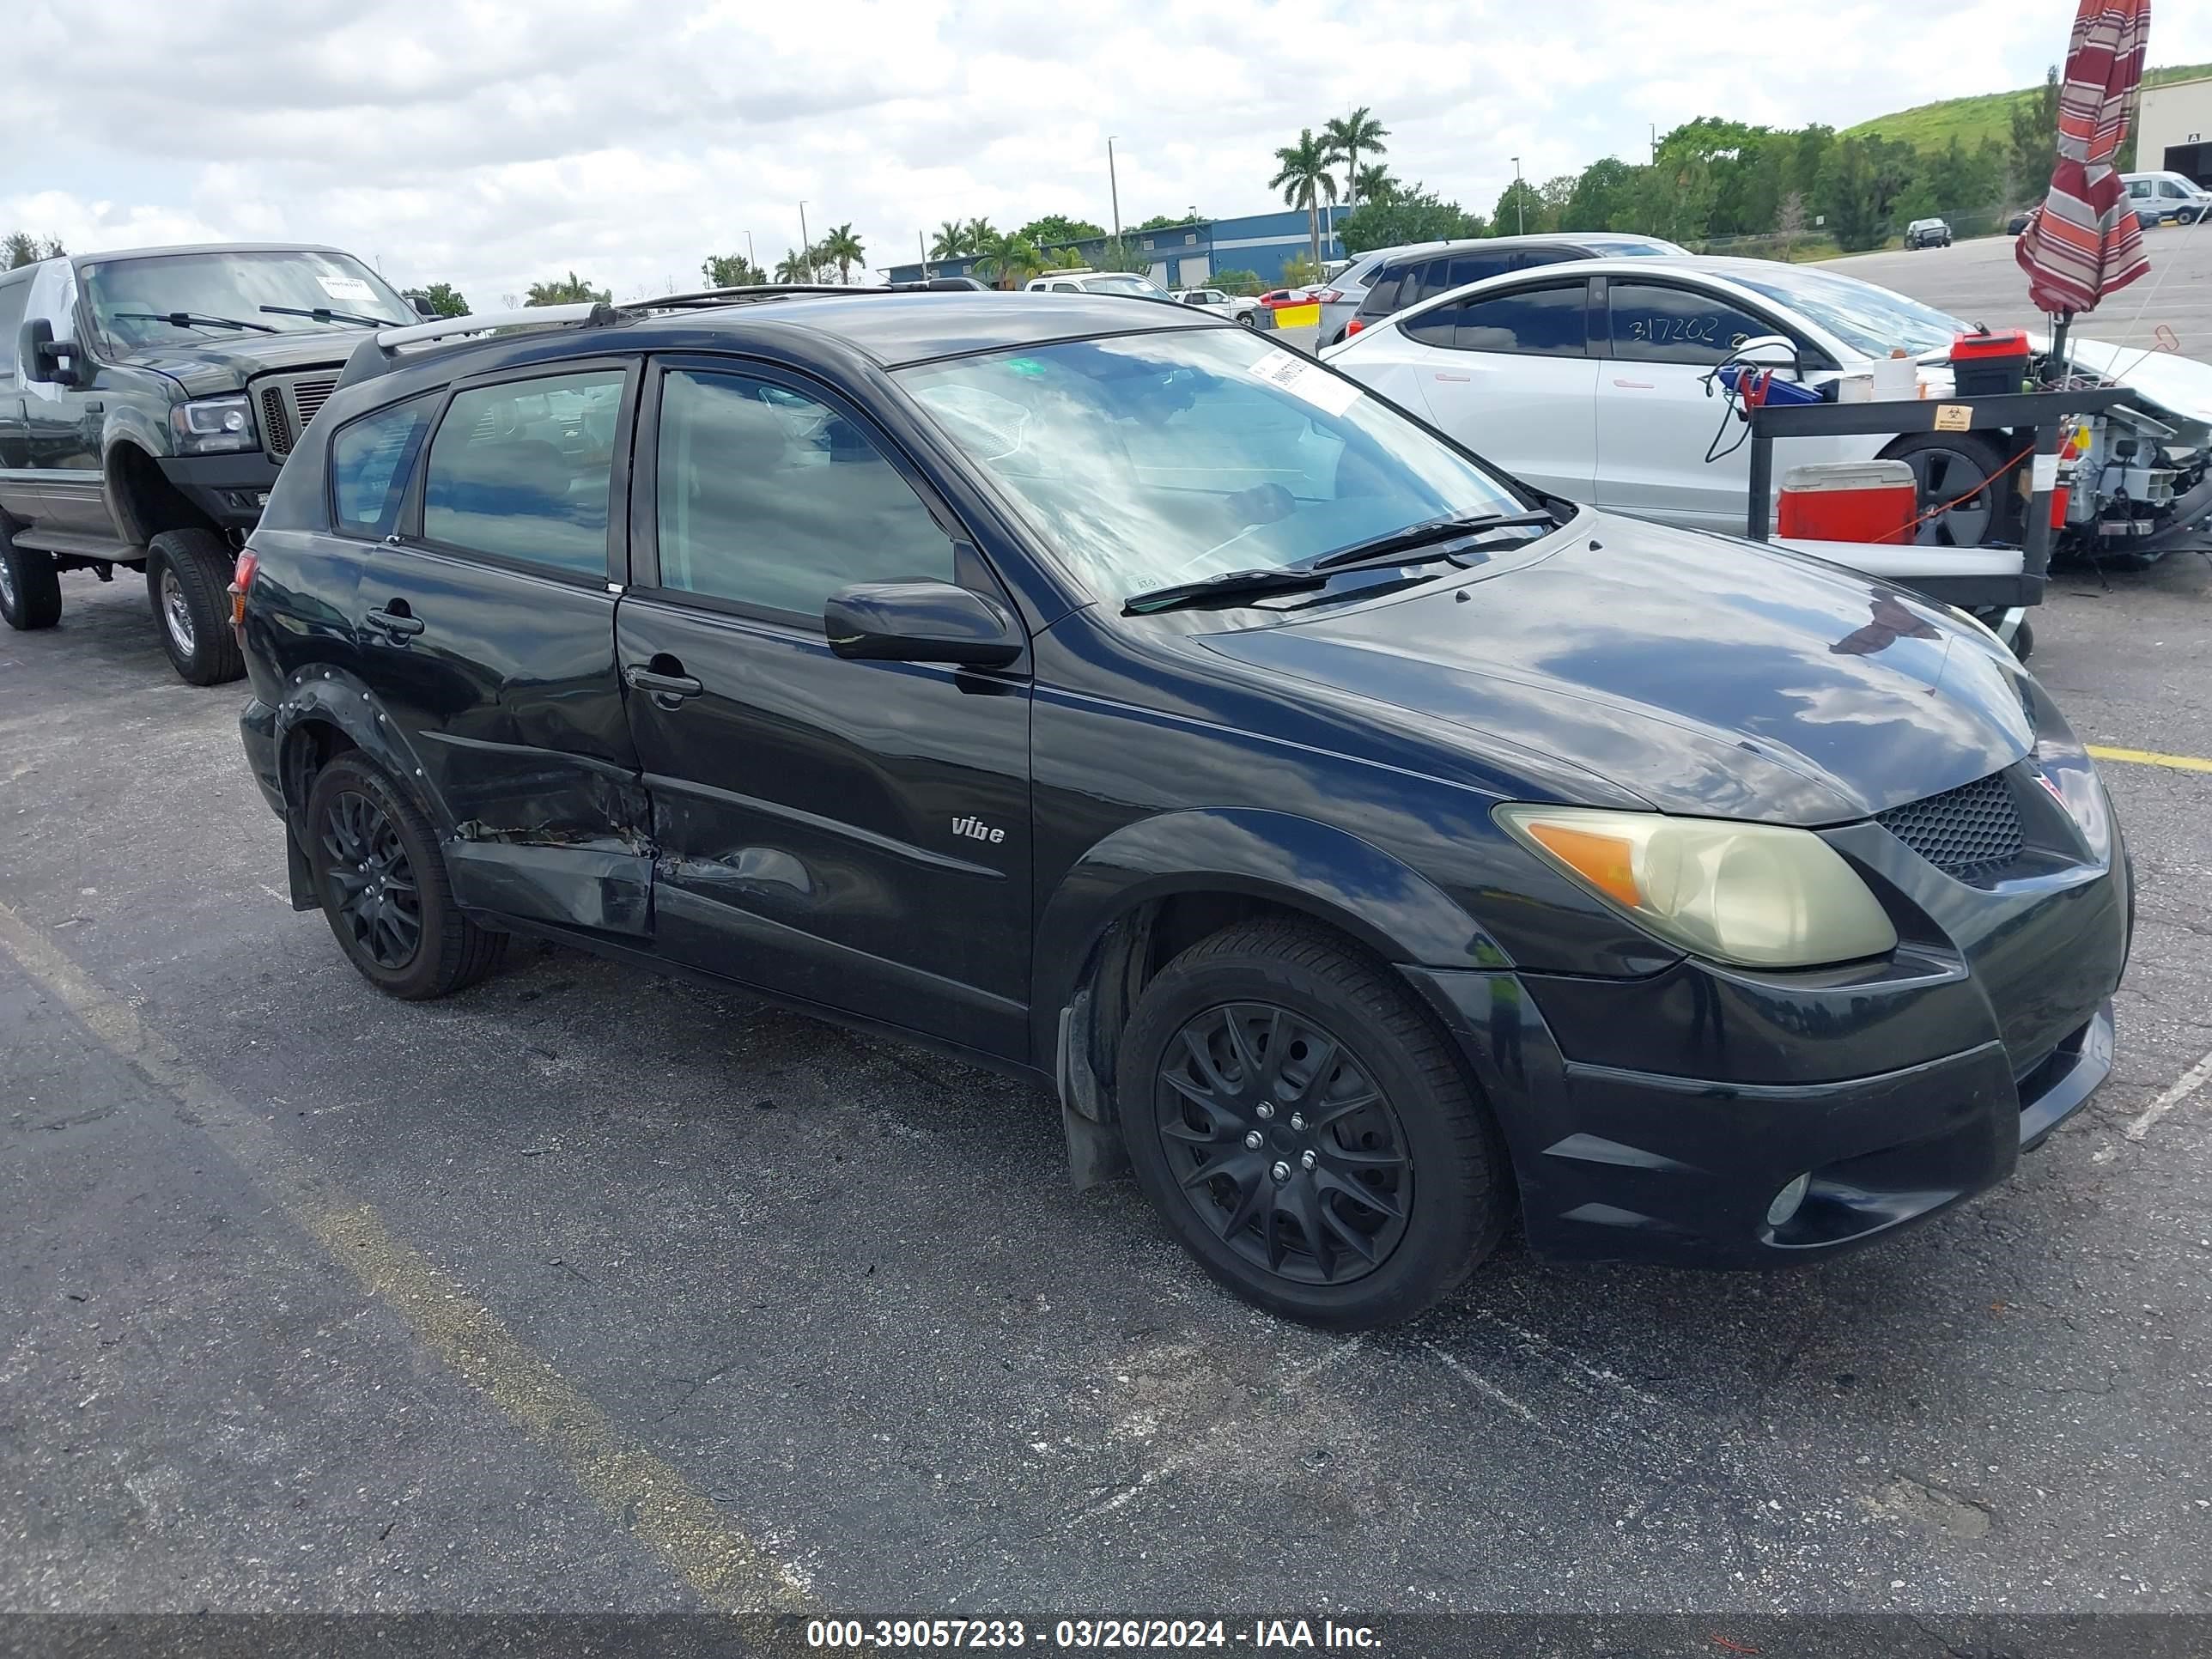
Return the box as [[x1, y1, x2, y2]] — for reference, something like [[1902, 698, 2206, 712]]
[[1949, 328, 2033, 398], [1775, 459, 1918, 544]]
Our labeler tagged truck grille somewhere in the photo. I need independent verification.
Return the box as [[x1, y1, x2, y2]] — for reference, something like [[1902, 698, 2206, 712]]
[[1875, 771, 2023, 877], [254, 370, 343, 459]]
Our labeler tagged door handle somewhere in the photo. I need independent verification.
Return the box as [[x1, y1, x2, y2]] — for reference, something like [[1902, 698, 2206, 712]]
[[1432, 371, 1472, 382], [623, 664, 703, 700], [1612, 378, 1656, 390], [365, 606, 424, 639]]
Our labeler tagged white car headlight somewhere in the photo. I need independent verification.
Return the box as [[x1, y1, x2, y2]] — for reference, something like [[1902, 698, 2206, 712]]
[[1496, 805, 1899, 969], [171, 394, 257, 455]]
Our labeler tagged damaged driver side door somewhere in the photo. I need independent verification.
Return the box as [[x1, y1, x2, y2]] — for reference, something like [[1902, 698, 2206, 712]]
[[353, 357, 653, 933]]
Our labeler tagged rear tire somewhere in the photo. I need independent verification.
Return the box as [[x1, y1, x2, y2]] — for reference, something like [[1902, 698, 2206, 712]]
[[0, 529, 63, 630], [304, 752, 507, 1000], [145, 527, 244, 684], [1117, 920, 1508, 1328], [2009, 618, 2034, 663]]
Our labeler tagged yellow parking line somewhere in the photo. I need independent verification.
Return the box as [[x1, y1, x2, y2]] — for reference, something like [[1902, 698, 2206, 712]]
[[2087, 744, 2212, 775], [0, 900, 814, 1617]]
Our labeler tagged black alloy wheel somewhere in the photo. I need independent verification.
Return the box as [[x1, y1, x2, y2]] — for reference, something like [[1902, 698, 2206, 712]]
[[1118, 920, 1506, 1328], [302, 752, 507, 999], [319, 784, 422, 970], [1154, 1003, 1411, 1285]]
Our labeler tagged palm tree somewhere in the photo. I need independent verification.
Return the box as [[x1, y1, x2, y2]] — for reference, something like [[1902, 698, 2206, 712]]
[[970, 232, 1042, 289], [929, 220, 969, 262], [820, 222, 865, 283], [773, 247, 813, 284], [1270, 130, 1339, 278], [963, 218, 998, 259], [1322, 107, 1390, 210], [1352, 164, 1396, 207]]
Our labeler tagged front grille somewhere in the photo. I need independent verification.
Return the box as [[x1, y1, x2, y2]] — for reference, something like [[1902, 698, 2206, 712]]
[[258, 387, 294, 455], [254, 370, 341, 459], [1876, 770, 2023, 877]]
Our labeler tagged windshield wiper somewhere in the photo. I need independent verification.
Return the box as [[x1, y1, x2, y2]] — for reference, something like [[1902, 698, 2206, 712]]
[[1307, 507, 1565, 572], [1122, 567, 1328, 616], [260, 304, 402, 329], [114, 310, 279, 334]]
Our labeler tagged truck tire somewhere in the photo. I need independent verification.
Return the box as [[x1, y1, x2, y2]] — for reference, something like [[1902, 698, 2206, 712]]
[[0, 530, 63, 631], [304, 751, 508, 1000], [145, 527, 244, 685], [1117, 919, 1508, 1328]]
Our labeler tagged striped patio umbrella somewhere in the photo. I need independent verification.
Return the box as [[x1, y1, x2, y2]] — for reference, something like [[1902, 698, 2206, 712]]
[[2014, 0, 2153, 369]]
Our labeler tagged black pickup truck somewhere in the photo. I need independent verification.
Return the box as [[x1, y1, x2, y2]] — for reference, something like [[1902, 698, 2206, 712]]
[[0, 243, 428, 682]]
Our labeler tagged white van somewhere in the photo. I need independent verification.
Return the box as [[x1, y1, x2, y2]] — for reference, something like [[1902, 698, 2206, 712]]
[[2121, 171, 2211, 225], [1023, 270, 1178, 302]]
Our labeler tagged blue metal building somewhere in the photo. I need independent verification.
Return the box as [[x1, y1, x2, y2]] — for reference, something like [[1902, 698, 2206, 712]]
[[884, 204, 1352, 288]]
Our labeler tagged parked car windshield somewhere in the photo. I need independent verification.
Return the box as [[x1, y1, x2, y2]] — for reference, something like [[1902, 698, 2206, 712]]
[[898, 327, 1527, 600], [1723, 264, 1971, 360], [1087, 274, 1172, 300], [82, 250, 414, 349]]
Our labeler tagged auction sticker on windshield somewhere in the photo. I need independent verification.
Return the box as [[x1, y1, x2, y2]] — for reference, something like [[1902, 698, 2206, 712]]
[[1248, 351, 1362, 417], [319, 276, 379, 303]]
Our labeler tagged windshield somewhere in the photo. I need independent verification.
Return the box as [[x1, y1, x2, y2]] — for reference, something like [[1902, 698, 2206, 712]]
[[1725, 264, 1972, 360], [1582, 237, 1689, 256], [898, 328, 1526, 601], [1088, 274, 1169, 298], [83, 250, 414, 349]]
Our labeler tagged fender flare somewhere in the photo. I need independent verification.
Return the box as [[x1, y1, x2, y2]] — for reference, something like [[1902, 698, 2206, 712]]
[[100, 423, 178, 550], [265, 662, 446, 830], [1030, 806, 1509, 1061]]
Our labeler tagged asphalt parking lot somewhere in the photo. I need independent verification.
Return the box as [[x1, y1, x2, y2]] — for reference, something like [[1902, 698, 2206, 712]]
[[6, 246, 2212, 1634], [1830, 219, 2212, 351]]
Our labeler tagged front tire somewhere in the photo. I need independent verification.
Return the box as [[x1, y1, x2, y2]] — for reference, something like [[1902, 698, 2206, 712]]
[[1882, 431, 2014, 548], [1117, 920, 1507, 1328], [0, 529, 63, 630], [305, 753, 507, 1000], [145, 527, 243, 684]]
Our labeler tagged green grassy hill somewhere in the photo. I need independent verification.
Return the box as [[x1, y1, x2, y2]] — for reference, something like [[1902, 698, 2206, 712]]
[[1844, 62, 2212, 152]]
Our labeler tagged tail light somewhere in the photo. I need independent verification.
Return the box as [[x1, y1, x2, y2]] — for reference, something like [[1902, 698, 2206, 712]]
[[1346, 319, 1365, 336], [229, 549, 258, 629]]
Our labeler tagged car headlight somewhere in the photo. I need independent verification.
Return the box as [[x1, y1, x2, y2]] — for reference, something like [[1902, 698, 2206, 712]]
[[1495, 805, 1899, 969], [171, 394, 257, 455]]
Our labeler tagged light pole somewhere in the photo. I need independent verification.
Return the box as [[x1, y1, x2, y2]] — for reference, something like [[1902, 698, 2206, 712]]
[[1107, 136, 1122, 254], [1511, 156, 1524, 235], [799, 201, 811, 282], [745, 230, 756, 270]]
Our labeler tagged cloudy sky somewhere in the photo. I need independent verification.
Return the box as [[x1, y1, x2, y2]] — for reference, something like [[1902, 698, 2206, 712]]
[[9, 0, 2209, 305]]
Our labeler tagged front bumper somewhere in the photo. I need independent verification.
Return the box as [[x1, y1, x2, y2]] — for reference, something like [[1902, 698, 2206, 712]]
[[1405, 830, 2129, 1267], [157, 451, 283, 532]]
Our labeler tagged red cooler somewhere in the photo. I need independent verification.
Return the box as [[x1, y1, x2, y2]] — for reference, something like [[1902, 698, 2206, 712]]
[[1775, 460, 1917, 543]]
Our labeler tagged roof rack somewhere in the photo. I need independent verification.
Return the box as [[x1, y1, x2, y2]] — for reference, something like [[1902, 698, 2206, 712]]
[[331, 279, 992, 391], [623, 276, 988, 311], [335, 301, 621, 390]]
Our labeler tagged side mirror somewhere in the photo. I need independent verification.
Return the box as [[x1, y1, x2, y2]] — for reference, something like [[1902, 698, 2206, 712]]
[[411, 293, 439, 318], [1733, 334, 1802, 375], [19, 318, 88, 388], [826, 580, 1023, 669]]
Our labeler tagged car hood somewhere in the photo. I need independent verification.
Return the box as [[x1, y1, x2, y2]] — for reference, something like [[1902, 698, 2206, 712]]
[[1200, 516, 2034, 825], [2056, 335, 2212, 440], [115, 328, 365, 398]]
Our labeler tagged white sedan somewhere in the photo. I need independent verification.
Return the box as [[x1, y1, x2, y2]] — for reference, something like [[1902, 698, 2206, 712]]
[[1322, 255, 2212, 565], [1172, 287, 1263, 325]]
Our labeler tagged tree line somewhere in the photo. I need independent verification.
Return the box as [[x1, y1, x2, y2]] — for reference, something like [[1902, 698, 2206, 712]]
[[1331, 73, 2071, 258]]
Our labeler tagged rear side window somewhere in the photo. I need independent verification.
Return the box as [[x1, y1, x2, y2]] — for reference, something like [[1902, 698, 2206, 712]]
[[654, 369, 954, 620], [329, 394, 434, 538], [0, 276, 29, 376], [1356, 260, 1415, 318], [422, 369, 625, 577], [1403, 282, 1589, 356], [1610, 283, 1769, 366]]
